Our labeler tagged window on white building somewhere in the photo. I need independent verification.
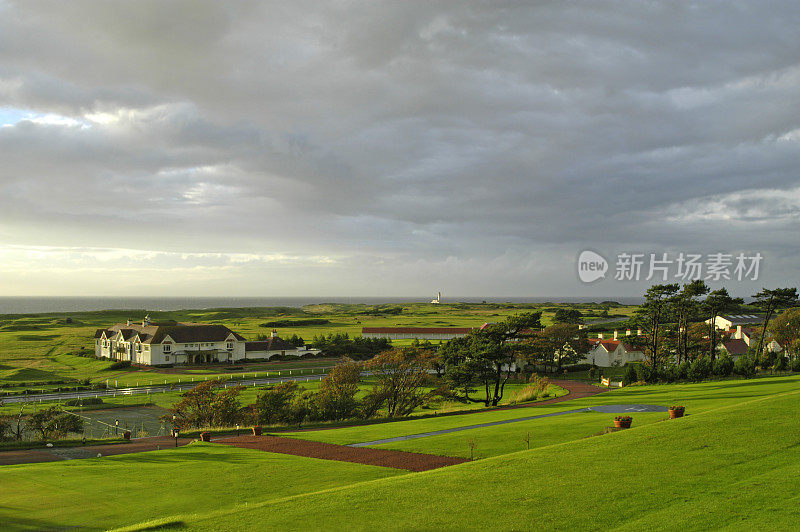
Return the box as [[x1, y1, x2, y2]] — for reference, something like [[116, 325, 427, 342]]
[[163, 344, 171, 353], [226, 342, 234, 350], [165, 355, 170, 361]]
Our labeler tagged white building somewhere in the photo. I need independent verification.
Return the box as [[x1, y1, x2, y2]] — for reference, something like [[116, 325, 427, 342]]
[[582, 337, 645, 367], [94, 316, 302, 365], [706, 314, 764, 331]]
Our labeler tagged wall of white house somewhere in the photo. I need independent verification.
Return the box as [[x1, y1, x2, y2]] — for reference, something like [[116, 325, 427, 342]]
[[95, 336, 247, 365]]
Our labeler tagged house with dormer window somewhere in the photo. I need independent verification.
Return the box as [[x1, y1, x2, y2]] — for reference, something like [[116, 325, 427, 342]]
[[94, 315, 248, 365]]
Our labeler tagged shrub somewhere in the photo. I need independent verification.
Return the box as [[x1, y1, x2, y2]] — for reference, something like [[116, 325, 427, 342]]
[[774, 355, 787, 371], [688, 357, 712, 382], [791, 357, 800, 372], [623, 364, 638, 385], [678, 360, 691, 380], [734, 355, 756, 378], [562, 363, 593, 372], [712, 355, 734, 377], [588, 366, 597, 381], [511, 375, 552, 404], [635, 364, 652, 383], [106, 360, 131, 371], [758, 350, 776, 369]]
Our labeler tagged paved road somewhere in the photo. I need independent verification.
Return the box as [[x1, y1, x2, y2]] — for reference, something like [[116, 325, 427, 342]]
[[0, 373, 326, 405], [349, 404, 669, 447]]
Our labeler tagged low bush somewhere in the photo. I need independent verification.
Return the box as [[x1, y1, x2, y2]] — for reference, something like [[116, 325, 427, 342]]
[[106, 361, 131, 371], [734, 355, 756, 378], [510, 375, 552, 404], [688, 357, 712, 382], [260, 319, 330, 327], [623, 364, 638, 385], [635, 364, 653, 383], [791, 358, 800, 372], [562, 363, 593, 372], [713, 355, 734, 377]]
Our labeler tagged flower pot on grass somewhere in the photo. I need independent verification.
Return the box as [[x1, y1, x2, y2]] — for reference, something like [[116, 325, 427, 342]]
[[200, 432, 211, 442], [669, 406, 685, 419], [613, 416, 632, 429], [252, 426, 262, 436], [122, 430, 131, 440]]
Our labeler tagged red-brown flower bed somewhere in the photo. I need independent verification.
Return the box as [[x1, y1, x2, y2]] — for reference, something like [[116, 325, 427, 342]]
[[217, 435, 468, 472]]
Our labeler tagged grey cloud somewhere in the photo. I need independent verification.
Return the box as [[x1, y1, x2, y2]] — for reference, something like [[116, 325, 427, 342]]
[[1, 1, 799, 296]]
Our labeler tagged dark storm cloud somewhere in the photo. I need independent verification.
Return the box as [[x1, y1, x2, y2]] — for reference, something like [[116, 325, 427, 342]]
[[1, 1, 799, 296]]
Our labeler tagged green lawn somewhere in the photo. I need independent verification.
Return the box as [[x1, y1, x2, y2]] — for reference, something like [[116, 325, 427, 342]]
[[137, 383, 800, 531], [284, 375, 800, 459], [0, 443, 402, 531]]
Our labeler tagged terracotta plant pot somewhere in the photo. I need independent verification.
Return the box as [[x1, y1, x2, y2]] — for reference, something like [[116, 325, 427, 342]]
[[669, 408, 685, 419], [614, 419, 632, 429], [122, 430, 131, 440], [252, 426, 262, 436]]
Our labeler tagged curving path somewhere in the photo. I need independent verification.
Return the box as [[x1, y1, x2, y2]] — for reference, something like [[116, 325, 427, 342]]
[[349, 404, 668, 447]]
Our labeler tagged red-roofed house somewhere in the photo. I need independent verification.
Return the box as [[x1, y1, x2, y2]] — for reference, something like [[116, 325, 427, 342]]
[[582, 337, 645, 367]]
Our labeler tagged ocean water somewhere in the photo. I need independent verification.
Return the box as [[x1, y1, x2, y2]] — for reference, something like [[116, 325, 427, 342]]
[[0, 296, 644, 315]]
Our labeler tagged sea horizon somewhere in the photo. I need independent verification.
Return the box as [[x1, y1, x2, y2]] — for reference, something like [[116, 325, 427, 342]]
[[0, 295, 645, 315]]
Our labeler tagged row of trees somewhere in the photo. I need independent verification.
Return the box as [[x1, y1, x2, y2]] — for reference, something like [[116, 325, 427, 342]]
[[633, 283, 798, 377], [310, 333, 391, 359], [0, 406, 83, 442], [167, 347, 442, 429]]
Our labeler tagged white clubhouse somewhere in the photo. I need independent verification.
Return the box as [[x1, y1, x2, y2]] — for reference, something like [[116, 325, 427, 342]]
[[94, 315, 299, 365]]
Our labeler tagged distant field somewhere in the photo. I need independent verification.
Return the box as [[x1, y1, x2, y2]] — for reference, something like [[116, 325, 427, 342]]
[[136, 379, 800, 531], [0, 444, 402, 531], [0, 302, 638, 386]]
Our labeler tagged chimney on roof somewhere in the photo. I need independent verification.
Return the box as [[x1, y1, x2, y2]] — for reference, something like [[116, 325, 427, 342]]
[[271, 329, 278, 338], [626, 329, 631, 336], [598, 333, 603, 339], [613, 330, 618, 341], [736, 325, 742, 339], [126, 318, 132, 326]]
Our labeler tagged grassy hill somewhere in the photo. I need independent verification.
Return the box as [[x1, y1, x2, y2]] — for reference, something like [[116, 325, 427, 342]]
[[0, 444, 401, 531], [2, 376, 798, 530], [283, 375, 800, 459], [129, 383, 800, 530]]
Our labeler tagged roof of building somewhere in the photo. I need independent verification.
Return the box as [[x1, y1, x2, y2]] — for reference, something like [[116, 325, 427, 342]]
[[245, 338, 297, 352], [362, 327, 474, 334], [722, 338, 749, 355], [589, 339, 621, 352], [95, 322, 246, 344], [720, 314, 764, 325]]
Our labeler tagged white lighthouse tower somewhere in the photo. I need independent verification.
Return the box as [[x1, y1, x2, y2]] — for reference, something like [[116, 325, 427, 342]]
[[430, 292, 441, 304]]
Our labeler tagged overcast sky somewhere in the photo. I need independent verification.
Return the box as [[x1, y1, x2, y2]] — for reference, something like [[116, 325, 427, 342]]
[[1, 1, 799, 298]]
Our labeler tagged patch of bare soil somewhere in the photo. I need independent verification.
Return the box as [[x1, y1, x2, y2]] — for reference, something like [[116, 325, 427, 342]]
[[216, 435, 468, 472]]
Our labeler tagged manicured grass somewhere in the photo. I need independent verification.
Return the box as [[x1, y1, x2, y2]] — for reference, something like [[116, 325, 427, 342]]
[[0, 443, 402, 531], [145, 385, 800, 531], [284, 375, 800, 457]]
